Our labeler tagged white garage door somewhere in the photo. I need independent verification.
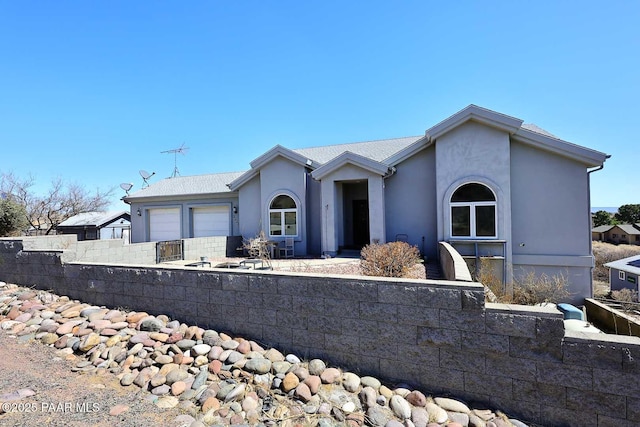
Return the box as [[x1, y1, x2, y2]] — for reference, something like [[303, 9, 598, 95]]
[[193, 206, 230, 237], [149, 208, 181, 241]]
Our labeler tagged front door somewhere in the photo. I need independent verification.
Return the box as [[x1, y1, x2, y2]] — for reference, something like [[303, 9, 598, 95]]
[[352, 200, 369, 247]]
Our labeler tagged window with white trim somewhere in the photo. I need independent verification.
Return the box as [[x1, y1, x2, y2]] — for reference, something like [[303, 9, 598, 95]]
[[450, 183, 497, 238], [619, 271, 626, 281], [269, 195, 298, 237]]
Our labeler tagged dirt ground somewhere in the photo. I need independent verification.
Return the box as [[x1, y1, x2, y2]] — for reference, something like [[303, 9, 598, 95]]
[[0, 331, 188, 427]]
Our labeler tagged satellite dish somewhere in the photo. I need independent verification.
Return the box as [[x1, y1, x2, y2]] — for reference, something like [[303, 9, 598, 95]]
[[120, 183, 133, 195], [139, 170, 156, 188]]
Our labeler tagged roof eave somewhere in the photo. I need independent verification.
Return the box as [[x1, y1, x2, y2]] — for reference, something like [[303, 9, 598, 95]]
[[384, 135, 432, 166], [227, 169, 259, 191], [249, 145, 320, 170], [426, 105, 524, 140], [512, 128, 609, 167], [311, 152, 390, 180]]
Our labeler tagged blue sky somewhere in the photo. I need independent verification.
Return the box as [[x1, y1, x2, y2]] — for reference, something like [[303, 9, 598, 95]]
[[1, 1, 637, 210]]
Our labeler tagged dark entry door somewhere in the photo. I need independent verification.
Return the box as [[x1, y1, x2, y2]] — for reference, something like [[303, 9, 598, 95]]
[[352, 200, 370, 247]]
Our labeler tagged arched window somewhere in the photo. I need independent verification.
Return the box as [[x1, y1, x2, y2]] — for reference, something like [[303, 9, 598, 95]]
[[450, 183, 496, 238], [269, 194, 298, 237]]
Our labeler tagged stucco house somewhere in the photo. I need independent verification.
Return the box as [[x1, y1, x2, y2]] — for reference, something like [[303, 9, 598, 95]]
[[605, 255, 640, 293], [124, 105, 609, 301], [592, 224, 640, 245]]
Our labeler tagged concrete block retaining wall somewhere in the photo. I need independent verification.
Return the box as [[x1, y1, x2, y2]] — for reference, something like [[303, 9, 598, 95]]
[[9, 235, 229, 265], [1, 239, 640, 426]]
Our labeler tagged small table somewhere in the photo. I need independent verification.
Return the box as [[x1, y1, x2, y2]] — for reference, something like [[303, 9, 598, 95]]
[[240, 259, 266, 270], [186, 261, 212, 268]]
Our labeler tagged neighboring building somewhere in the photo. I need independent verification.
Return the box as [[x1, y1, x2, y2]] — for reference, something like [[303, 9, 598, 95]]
[[605, 255, 640, 293], [56, 211, 131, 241], [592, 224, 640, 245], [124, 105, 609, 302]]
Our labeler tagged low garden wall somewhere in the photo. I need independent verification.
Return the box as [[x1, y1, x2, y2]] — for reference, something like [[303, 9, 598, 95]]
[[1, 238, 639, 426], [10, 235, 229, 265]]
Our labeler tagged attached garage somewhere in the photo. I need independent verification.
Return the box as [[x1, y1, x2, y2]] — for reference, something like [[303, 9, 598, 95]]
[[192, 205, 230, 237], [149, 208, 181, 241]]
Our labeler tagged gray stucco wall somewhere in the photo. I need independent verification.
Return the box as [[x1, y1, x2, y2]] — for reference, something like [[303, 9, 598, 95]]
[[259, 157, 309, 256], [510, 141, 593, 302], [238, 174, 261, 239], [385, 145, 438, 258], [2, 240, 640, 427], [129, 195, 239, 243]]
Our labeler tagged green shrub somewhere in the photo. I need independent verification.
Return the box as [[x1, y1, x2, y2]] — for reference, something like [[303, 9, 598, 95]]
[[360, 241, 421, 278]]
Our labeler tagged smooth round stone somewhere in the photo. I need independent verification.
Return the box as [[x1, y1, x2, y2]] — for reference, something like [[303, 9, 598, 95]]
[[360, 376, 381, 390], [390, 395, 411, 419], [120, 373, 136, 386], [282, 372, 300, 393], [155, 396, 179, 408], [191, 368, 209, 390], [294, 383, 312, 403], [166, 369, 190, 385], [220, 340, 239, 350], [342, 401, 356, 413], [150, 374, 166, 387], [426, 402, 448, 424], [411, 407, 429, 427], [191, 344, 212, 356], [285, 354, 301, 364], [308, 359, 326, 376], [359, 387, 377, 409], [15, 312, 32, 323], [224, 384, 246, 402], [79, 333, 101, 352], [216, 383, 236, 401], [171, 381, 187, 396], [406, 390, 427, 407], [343, 372, 361, 392], [155, 355, 174, 364], [194, 355, 208, 366], [449, 412, 470, 426], [434, 397, 470, 414], [245, 358, 272, 374], [140, 317, 164, 332], [176, 339, 196, 350], [225, 350, 243, 364], [320, 368, 341, 384], [129, 333, 150, 344], [272, 361, 292, 374], [367, 407, 391, 426], [264, 348, 284, 362], [151, 384, 171, 395], [40, 310, 55, 319], [55, 320, 84, 335], [41, 333, 59, 344]]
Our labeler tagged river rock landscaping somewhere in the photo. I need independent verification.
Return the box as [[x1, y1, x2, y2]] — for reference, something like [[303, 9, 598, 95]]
[[0, 281, 532, 427]]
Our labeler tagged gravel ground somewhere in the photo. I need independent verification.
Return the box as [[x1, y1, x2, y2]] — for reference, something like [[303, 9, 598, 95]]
[[0, 331, 188, 427]]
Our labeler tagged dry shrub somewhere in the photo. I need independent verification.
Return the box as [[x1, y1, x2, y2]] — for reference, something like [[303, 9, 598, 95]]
[[360, 241, 421, 278], [512, 270, 571, 305], [478, 258, 570, 304]]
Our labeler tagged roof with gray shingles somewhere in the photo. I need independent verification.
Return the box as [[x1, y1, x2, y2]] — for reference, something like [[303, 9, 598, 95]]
[[57, 211, 129, 227], [126, 171, 245, 199], [292, 136, 423, 164], [592, 225, 614, 233], [604, 255, 640, 275], [521, 123, 558, 139], [616, 224, 640, 235]]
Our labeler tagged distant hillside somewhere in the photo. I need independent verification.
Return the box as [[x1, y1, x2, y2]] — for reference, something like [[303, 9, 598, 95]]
[[591, 207, 618, 213]]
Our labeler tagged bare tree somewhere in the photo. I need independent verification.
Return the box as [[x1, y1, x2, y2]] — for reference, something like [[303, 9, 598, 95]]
[[1, 172, 115, 235]]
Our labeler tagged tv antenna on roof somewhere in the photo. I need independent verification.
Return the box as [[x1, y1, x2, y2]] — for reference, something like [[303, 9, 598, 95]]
[[119, 182, 133, 196], [161, 143, 189, 178], [139, 170, 156, 188]]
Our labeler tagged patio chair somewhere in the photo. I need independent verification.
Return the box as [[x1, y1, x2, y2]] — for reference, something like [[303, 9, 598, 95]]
[[279, 237, 295, 259]]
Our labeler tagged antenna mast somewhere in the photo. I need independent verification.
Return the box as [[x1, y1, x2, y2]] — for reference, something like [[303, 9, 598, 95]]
[[161, 143, 189, 177]]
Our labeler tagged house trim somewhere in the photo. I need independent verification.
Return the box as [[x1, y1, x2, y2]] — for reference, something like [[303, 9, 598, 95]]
[[512, 128, 608, 167], [311, 151, 390, 180]]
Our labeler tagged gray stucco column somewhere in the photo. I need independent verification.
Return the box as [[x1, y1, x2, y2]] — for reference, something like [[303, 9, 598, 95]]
[[368, 176, 386, 244]]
